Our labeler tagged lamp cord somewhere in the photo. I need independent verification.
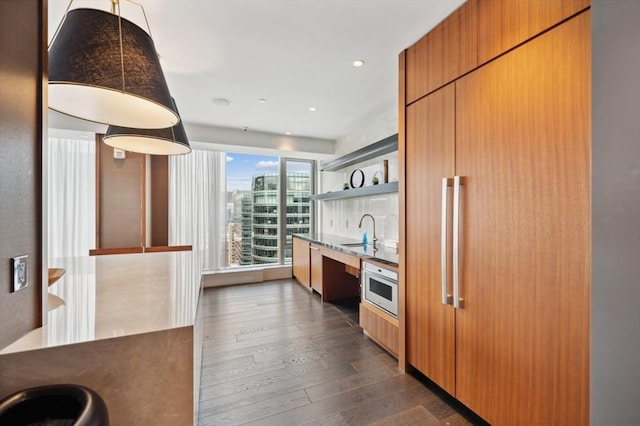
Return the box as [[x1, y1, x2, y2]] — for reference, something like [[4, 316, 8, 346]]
[[48, 0, 75, 49], [123, 0, 154, 39], [49, 0, 154, 48], [112, 0, 126, 93]]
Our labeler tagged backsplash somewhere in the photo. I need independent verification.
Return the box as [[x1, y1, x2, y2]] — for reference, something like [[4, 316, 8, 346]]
[[320, 193, 399, 248]]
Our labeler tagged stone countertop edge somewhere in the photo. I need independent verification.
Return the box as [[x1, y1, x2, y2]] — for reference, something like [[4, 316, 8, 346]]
[[293, 233, 399, 267]]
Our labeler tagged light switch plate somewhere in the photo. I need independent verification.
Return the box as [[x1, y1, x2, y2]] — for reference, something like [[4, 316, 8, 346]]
[[113, 148, 126, 159], [12, 255, 28, 292]]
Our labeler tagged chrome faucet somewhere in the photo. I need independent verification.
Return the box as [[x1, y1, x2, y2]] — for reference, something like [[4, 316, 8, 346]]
[[358, 213, 377, 247]]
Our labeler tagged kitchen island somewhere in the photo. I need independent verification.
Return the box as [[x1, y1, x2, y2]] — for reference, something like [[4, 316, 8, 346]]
[[0, 251, 204, 425]]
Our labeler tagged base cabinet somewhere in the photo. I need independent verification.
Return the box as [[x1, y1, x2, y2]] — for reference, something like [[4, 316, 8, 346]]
[[360, 303, 399, 357], [292, 237, 310, 288], [310, 244, 323, 295], [403, 10, 590, 426], [295, 238, 361, 301]]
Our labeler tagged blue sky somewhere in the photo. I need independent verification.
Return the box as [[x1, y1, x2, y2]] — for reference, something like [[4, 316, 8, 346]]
[[225, 153, 313, 192], [226, 153, 279, 192]]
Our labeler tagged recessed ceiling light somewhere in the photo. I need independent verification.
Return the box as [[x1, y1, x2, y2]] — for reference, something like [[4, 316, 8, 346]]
[[285, 132, 291, 135], [258, 98, 267, 104], [353, 60, 365, 67], [309, 107, 318, 112], [211, 97, 231, 107]]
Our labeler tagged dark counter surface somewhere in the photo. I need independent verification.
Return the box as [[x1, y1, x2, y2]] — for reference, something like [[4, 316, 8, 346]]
[[293, 233, 399, 267]]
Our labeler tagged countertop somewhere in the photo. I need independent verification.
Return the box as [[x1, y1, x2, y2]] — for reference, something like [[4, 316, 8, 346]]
[[294, 233, 399, 267], [1, 250, 204, 355]]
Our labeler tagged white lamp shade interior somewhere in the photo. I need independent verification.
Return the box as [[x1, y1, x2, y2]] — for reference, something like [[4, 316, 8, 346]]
[[49, 84, 179, 129], [103, 135, 191, 155]]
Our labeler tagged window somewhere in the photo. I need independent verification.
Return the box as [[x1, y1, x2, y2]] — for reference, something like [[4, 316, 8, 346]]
[[225, 153, 314, 267]]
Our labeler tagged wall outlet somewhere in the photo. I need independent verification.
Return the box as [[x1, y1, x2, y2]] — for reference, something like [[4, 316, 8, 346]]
[[12, 255, 28, 292]]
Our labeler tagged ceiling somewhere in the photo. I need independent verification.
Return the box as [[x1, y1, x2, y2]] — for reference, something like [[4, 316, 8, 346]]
[[48, 0, 464, 143]]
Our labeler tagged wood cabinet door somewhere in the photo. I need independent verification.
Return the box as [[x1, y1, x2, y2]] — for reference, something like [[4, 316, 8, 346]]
[[310, 245, 323, 295], [478, 0, 590, 65], [405, 84, 456, 394], [292, 237, 310, 287], [454, 12, 590, 425], [405, 0, 477, 104]]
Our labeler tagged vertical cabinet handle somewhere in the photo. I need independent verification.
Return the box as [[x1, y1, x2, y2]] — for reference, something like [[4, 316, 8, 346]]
[[453, 176, 464, 309], [441, 178, 453, 305]]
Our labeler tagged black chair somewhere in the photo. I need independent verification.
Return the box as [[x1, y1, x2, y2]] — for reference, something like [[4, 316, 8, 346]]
[[0, 384, 109, 426]]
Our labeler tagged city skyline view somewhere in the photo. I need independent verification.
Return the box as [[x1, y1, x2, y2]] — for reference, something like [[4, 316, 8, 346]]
[[224, 153, 313, 267]]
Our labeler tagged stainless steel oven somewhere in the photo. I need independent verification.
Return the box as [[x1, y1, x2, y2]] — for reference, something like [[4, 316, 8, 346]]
[[362, 261, 398, 318]]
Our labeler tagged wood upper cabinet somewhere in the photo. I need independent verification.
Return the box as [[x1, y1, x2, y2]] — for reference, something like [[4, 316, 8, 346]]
[[405, 0, 477, 104], [478, 0, 590, 65], [405, 0, 591, 105], [405, 84, 456, 394], [292, 237, 310, 287], [402, 8, 590, 426]]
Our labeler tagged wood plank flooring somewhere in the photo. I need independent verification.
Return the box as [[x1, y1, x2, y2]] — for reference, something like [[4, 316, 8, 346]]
[[198, 279, 479, 426]]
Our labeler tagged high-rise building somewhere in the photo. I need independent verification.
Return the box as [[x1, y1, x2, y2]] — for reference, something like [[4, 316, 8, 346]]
[[236, 192, 252, 265], [251, 174, 280, 264], [283, 172, 312, 260], [225, 190, 252, 266], [251, 172, 311, 264], [225, 173, 311, 266]]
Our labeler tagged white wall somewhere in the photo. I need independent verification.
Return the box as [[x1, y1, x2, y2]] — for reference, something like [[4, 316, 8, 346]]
[[591, 1, 640, 424], [319, 105, 399, 246], [49, 110, 336, 161]]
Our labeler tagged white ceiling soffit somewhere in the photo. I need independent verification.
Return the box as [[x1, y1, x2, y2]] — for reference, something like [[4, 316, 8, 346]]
[[48, 0, 465, 142]]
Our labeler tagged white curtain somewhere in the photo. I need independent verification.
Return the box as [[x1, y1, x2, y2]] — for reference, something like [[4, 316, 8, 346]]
[[47, 137, 97, 343], [169, 150, 226, 271], [48, 137, 96, 258]]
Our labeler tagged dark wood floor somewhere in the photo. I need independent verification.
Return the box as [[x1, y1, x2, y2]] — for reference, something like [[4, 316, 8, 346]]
[[198, 279, 476, 426]]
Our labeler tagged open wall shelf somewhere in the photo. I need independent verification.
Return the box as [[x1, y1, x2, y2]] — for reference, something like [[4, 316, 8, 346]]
[[320, 134, 398, 171], [310, 181, 398, 201]]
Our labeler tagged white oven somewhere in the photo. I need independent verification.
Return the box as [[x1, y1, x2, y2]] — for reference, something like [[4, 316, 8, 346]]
[[362, 261, 398, 318]]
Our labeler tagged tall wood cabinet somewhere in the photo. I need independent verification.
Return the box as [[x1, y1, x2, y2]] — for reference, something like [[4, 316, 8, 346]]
[[405, 84, 456, 394], [401, 3, 590, 425]]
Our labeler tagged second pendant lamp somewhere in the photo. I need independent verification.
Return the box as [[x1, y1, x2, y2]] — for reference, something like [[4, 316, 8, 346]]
[[103, 99, 191, 156]]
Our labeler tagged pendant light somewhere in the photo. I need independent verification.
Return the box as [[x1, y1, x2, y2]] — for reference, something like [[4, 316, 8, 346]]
[[48, 1, 179, 129], [103, 98, 191, 155]]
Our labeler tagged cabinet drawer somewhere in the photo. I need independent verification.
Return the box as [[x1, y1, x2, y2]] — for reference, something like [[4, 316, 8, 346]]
[[360, 303, 399, 357]]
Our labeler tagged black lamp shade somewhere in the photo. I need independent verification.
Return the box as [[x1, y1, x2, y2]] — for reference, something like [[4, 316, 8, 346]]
[[49, 8, 179, 129], [103, 100, 191, 155]]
